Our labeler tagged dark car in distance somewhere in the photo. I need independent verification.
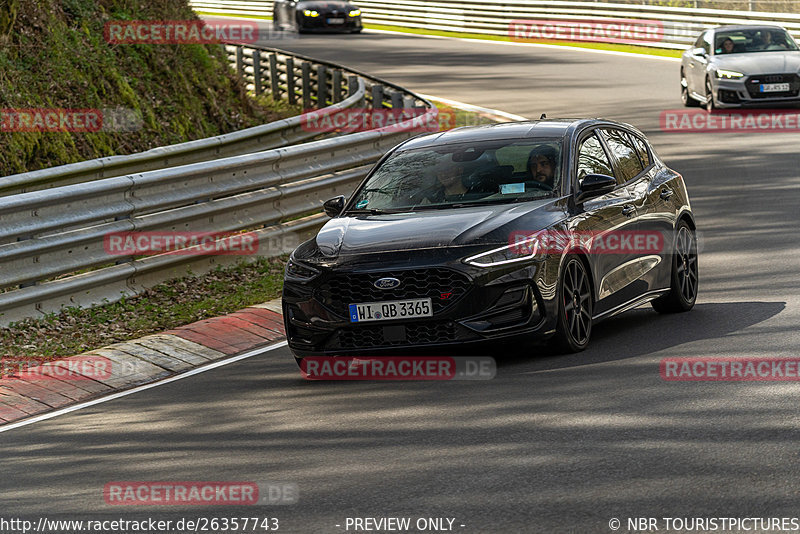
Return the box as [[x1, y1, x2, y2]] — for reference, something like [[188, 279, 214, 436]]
[[282, 119, 698, 363], [273, 0, 363, 33]]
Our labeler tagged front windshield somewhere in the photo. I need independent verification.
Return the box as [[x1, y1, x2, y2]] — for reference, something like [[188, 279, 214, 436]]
[[348, 139, 563, 212], [714, 28, 799, 54]]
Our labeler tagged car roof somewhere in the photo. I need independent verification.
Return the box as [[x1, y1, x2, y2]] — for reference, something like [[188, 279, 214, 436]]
[[397, 118, 634, 150], [711, 24, 789, 32]]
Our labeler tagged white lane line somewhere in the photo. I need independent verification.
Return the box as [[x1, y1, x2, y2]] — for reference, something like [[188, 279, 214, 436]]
[[195, 14, 681, 62], [0, 340, 289, 433], [417, 93, 529, 122], [365, 28, 682, 62]]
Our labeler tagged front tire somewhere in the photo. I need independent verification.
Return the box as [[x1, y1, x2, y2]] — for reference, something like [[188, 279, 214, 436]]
[[705, 78, 716, 112], [652, 222, 698, 313], [681, 69, 700, 107], [551, 255, 593, 353]]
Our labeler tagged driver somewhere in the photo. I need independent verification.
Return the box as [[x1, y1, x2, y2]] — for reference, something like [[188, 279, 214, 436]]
[[760, 31, 788, 50], [527, 145, 557, 188]]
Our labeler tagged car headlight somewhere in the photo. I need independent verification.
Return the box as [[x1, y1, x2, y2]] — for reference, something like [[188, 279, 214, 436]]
[[716, 69, 744, 79], [285, 258, 320, 281], [463, 236, 544, 268], [348, 9, 361, 17], [303, 9, 320, 17]]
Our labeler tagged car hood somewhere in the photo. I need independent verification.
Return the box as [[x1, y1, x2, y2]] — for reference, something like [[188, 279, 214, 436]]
[[313, 199, 565, 258], [297, 1, 355, 10], [712, 51, 800, 74]]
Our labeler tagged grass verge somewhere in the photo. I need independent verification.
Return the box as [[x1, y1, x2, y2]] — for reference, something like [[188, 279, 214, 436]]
[[364, 23, 683, 59], [0, 256, 287, 359], [1, 0, 294, 176]]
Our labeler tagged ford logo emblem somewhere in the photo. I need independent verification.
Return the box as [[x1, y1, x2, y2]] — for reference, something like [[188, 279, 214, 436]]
[[374, 277, 401, 290]]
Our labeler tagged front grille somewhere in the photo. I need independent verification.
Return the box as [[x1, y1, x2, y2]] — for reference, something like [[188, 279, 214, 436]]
[[334, 322, 460, 349], [746, 73, 800, 98], [316, 268, 471, 317]]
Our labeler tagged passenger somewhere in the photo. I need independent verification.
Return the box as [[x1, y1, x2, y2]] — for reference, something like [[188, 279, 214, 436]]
[[719, 38, 735, 54]]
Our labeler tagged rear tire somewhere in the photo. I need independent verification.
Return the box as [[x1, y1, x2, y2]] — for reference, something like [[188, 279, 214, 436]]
[[551, 255, 593, 353], [652, 221, 698, 313]]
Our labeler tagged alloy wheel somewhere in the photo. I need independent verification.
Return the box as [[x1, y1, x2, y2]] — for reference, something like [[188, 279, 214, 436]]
[[675, 226, 698, 303], [563, 259, 592, 345]]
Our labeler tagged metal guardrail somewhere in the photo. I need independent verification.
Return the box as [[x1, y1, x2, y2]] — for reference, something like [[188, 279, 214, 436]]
[[0, 46, 368, 196], [0, 44, 436, 326], [189, 0, 800, 49]]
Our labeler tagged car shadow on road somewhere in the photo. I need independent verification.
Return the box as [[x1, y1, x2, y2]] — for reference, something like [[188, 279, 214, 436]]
[[491, 301, 785, 373]]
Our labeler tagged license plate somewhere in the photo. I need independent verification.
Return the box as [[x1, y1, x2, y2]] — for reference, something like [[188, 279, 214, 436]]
[[760, 83, 790, 92], [327, 18, 345, 24], [349, 298, 432, 323]]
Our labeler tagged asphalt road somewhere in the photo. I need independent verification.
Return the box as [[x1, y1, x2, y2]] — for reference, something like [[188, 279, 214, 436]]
[[3, 29, 800, 533]]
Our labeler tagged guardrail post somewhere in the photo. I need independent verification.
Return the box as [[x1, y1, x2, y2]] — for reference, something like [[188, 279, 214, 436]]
[[371, 84, 384, 109], [269, 53, 280, 100], [286, 57, 296, 105], [301, 62, 312, 109], [391, 92, 404, 109], [332, 70, 343, 103], [236, 46, 244, 80], [317, 65, 328, 108], [253, 50, 262, 95]]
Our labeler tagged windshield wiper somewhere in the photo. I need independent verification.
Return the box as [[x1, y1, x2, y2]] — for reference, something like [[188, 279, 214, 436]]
[[415, 199, 518, 210], [345, 208, 401, 215]]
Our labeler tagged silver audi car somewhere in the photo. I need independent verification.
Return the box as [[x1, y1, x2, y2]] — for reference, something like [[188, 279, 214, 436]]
[[681, 25, 800, 110]]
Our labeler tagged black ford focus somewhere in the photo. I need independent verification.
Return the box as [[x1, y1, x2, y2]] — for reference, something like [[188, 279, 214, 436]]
[[282, 119, 698, 362]]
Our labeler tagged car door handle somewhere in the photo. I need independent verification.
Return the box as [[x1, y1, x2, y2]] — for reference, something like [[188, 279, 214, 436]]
[[621, 205, 636, 217], [660, 188, 674, 200]]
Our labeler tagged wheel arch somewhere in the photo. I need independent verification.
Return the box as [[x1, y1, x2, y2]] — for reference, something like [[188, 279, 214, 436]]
[[558, 248, 597, 303]]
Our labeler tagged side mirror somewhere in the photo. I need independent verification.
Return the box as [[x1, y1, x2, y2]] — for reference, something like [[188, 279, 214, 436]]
[[575, 174, 616, 204], [323, 195, 346, 217], [691, 47, 707, 57]]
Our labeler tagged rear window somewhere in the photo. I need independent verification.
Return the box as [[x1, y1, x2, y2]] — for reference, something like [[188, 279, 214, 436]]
[[602, 129, 644, 184]]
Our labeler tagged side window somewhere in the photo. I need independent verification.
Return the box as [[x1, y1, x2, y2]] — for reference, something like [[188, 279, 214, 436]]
[[694, 32, 706, 49], [628, 134, 651, 168], [602, 129, 644, 184], [577, 133, 614, 183]]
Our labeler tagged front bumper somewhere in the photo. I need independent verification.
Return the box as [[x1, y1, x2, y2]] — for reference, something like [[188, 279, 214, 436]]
[[282, 255, 558, 357], [712, 73, 800, 108], [299, 15, 362, 32]]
